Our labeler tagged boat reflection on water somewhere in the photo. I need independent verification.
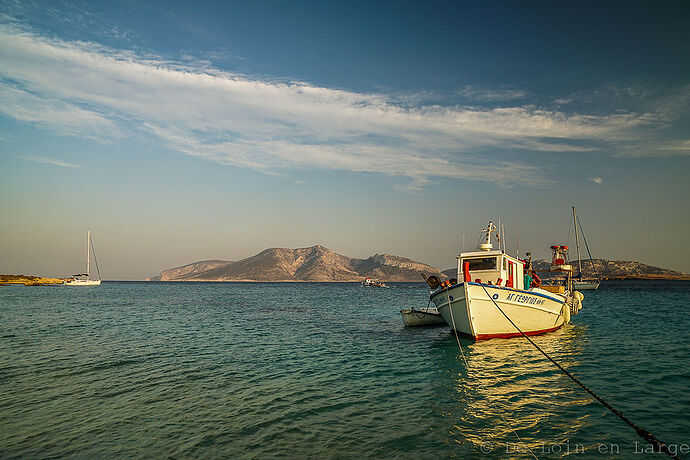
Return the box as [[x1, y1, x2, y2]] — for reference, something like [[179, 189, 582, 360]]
[[431, 325, 598, 456]]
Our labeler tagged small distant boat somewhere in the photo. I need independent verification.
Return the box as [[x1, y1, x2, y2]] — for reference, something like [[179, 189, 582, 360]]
[[362, 278, 387, 287], [64, 231, 101, 286], [571, 207, 600, 290], [429, 221, 583, 340], [400, 305, 446, 326]]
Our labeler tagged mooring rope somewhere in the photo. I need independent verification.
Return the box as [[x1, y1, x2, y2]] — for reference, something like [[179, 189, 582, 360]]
[[412, 298, 433, 319], [479, 284, 680, 459], [496, 411, 539, 460], [446, 287, 468, 368], [444, 286, 538, 458]]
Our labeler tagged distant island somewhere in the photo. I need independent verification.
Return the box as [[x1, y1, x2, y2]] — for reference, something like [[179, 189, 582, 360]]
[[149, 245, 446, 282], [535, 259, 689, 280], [0, 274, 65, 285], [149, 245, 690, 282], [442, 259, 690, 281]]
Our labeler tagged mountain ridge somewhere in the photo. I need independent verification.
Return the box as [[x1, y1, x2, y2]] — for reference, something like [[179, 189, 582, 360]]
[[150, 247, 689, 282], [442, 258, 688, 280], [151, 245, 446, 282]]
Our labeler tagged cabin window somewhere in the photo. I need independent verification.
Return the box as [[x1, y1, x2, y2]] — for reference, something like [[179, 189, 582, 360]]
[[465, 257, 497, 271]]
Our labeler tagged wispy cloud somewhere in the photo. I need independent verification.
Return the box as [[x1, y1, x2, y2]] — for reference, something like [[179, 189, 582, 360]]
[[0, 85, 120, 141], [657, 140, 690, 154], [19, 155, 83, 169], [589, 177, 603, 184], [0, 22, 685, 189], [455, 86, 529, 102]]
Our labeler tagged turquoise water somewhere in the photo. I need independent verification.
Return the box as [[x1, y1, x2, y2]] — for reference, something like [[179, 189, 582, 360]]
[[1, 281, 688, 458]]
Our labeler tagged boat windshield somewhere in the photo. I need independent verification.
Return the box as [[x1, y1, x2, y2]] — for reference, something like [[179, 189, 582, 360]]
[[464, 257, 497, 271]]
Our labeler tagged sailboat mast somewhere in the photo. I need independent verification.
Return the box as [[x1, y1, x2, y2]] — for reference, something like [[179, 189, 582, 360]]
[[87, 230, 90, 278], [572, 207, 582, 280]]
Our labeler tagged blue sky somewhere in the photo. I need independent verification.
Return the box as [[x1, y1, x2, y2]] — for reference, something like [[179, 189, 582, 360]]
[[1, 0, 689, 279]]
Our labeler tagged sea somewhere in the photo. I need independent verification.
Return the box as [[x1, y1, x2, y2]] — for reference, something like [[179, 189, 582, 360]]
[[1, 281, 688, 459]]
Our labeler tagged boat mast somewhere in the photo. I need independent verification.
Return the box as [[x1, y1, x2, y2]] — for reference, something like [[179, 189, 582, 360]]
[[498, 218, 501, 252], [572, 207, 582, 280], [87, 230, 90, 279], [501, 222, 506, 253], [516, 220, 520, 258]]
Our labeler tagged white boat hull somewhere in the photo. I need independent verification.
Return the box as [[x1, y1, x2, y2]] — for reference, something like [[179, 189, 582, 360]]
[[431, 282, 568, 340], [64, 279, 101, 286], [573, 280, 600, 290], [400, 306, 446, 326]]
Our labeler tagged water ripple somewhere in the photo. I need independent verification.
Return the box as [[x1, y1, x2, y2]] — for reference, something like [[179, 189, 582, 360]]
[[1, 281, 688, 457]]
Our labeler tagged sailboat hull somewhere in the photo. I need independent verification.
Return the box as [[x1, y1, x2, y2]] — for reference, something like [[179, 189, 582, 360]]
[[64, 279, 101, 286], [431, 283, 568, 340], [573, 280, 599, 290]]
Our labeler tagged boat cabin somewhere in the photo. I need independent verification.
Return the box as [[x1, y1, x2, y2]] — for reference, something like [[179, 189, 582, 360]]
[[455, 220, 524, 289], [456, 250, 524, 290]]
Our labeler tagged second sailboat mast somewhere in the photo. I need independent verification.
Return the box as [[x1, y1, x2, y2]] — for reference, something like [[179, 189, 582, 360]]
[[572, 207, 582, 280]]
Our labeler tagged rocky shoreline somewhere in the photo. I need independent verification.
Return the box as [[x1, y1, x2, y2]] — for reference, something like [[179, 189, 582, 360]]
[[0, 275, 65, 285]]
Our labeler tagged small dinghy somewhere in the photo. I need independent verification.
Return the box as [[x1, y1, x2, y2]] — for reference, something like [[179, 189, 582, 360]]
[[401, 306, 447, 327]]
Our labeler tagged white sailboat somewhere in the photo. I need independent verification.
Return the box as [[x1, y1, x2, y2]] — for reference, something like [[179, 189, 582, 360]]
[[572, 207, 600, 290], [64, 231, 101, 286], [429, 221, 583, 340]]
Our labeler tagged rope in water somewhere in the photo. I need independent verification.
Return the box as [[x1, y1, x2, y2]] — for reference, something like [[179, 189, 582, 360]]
[[446, 288, 468, 367], [444, 286, 538, 459], [478, 283, 680, 459]]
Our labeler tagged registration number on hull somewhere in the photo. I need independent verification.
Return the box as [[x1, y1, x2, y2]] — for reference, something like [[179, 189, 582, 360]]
[[504, 292, 546, 306]]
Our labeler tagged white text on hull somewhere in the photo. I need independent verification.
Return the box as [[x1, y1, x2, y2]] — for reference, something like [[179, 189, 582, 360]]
[[432, 283, 568, 339]]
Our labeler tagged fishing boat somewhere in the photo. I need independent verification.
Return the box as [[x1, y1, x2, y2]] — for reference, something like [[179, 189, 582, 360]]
[[362, 278, 387, 287], [64, 231, 101, 286], [571, 207, 600, 290], [429, 221, 583, 340], [400, 305, 446, 326]]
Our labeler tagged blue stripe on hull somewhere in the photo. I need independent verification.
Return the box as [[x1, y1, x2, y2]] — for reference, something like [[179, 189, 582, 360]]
[[430, 282, 562, 303]]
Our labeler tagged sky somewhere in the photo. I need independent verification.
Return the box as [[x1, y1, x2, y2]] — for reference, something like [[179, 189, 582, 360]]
[[1, 0, 689, 279]]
